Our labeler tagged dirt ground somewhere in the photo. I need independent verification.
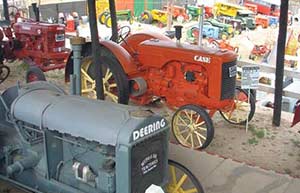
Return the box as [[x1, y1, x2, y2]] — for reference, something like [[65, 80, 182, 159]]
[[1, 24, 300, 181]]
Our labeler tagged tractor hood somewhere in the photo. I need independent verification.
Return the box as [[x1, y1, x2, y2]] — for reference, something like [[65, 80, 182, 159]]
[[5, 82, 168, 146], [137, 39, 237, 68]]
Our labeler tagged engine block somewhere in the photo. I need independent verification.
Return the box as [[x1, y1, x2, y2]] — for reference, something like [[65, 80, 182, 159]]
[[0, 82, 169, 193]]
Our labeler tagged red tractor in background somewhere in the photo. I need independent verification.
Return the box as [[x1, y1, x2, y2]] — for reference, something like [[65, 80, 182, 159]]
[[163, 5, 190, 23], [78, 26, 256, 149], [207, 37, 239, 53], [0, 8, 70, 82], [292, 100, 300, 127]]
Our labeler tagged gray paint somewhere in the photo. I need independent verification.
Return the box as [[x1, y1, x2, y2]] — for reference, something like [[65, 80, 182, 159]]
[[0, 81, 169, 193]]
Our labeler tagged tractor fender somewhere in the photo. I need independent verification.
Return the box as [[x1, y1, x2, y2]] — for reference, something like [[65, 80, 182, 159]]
[[99, 40, 136, 74], [121, 31, 171, 55], [64, 41, 136, 82]]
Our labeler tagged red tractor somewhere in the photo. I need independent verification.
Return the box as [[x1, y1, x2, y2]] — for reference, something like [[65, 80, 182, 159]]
[[207, 38, 239, 53], [0, 13, 70, 82], [163, 5, 190, 23], [292, 100, 300, 127], [77, 26, 256, 149], [249, 44, 270, 61]]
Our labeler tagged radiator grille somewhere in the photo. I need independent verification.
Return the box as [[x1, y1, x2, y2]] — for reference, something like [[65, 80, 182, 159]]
[[221, 60, 237, 100], [131, 131, 167, 193]]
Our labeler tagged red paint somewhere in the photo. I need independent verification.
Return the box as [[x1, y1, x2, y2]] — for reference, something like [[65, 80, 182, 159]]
[[116, 0, 134, 12], [1, 17, 70, 73], [244, 0, 280, 16]]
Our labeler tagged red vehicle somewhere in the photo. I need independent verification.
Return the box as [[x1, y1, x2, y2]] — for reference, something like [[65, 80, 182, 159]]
[[244, 0, 280, 16], [255, 15, 269, 28], [245, 3, 257, 14], [207, 38, 239, 53], [76, 26, 256, 150], [249, 44, 270, 60], [292, 101, 300, 127], [0, 15, 70, 82], [204, 6, 214, 18], [163, 5, 189, 22]]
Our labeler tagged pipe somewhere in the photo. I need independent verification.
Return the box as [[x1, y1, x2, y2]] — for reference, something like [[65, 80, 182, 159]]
[[198, 5, 204, 47], [3, 0, 9, 22], [32, 3, 40, 22], [70, 37, 86, 95], [7, 154, 39, 177]]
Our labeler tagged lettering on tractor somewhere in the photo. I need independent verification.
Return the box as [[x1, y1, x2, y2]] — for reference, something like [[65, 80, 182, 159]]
[[133, 118, 166, 141], [194, 55, 211, 63], [80, 26, 256, 150], [0, 81, 205, 193]]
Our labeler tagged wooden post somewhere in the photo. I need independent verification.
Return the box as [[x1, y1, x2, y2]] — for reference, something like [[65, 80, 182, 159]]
[[3, 0, 9, 22], [87, 0, 104, 100], [109, 0, 118, 42], [273, 0, 289, 126]]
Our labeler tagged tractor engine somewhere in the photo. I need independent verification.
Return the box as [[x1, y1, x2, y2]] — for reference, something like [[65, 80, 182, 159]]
[[13, 22, 69, 70], [0, 82, 169, 193], [129, 37, 237, 110]]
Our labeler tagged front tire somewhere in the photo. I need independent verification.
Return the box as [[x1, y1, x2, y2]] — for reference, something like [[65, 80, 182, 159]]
[[166, 160, 205, 193], [172, 104, 214, 149]]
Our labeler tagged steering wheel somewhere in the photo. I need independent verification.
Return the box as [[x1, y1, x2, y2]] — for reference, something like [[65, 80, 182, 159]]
[[116, 26, 131, 44]]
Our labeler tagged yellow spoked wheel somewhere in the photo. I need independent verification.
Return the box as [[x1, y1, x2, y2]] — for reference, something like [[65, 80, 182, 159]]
[[80, 56, 129, 104], [140, 11, 153, 24], [220, 87, 255, 125], [105, 15, 112, 28], [172, 105, 214, 150], [98, 11, 109, 24], [166, 160, 204, 193]]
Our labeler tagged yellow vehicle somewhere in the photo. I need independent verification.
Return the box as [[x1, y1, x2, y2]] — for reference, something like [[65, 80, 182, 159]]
[[214, 2, 245, 17], [140, 9, 168, 25], [214, 2, 256, 30], [96, 0, 109, 16]]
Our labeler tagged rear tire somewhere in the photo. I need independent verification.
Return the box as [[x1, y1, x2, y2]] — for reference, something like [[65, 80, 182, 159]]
[[81, 56, 129, 104], [26, 67, 46, 83], [220, 87, 256, 125]]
